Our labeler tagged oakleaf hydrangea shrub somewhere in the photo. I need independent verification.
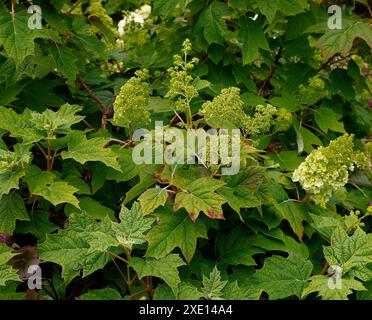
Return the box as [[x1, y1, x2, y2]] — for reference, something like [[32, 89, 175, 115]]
[[0, 0, 371, 301]]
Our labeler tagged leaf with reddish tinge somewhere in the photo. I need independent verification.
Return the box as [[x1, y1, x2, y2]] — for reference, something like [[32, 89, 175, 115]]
[[173, 177, 226, 221]]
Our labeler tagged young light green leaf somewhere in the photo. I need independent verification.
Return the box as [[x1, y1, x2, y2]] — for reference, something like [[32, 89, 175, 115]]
[[85, 202, 154, 252], [201, 266, 227, 300], [30, 104, 84, 136], [324, 227, 372, 281], [0, 108, 44, 144], [302, 275, 366, 300], [154, 282, 203, 300], [222, 280, 262, 300], [138, 187, 169, 215], [112, 202, 154, 249]]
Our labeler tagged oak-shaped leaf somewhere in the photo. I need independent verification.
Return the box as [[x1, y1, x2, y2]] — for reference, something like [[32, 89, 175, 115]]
[[146, 206, 208, 263], [0, 9, 38, 65], [138, 187, 169, 215], [302, 275, 366, 300], [130, 254, 186, 296], [174, 177, 226, 221], [0, 192, 29, 234], [86, 202, 154, 252], [318, 21, 372, 59], [217, 227, 263, 267], [38, 213, 113, 283], [323, 227, 372, 281], [61, 132, 121, 171], [25, 165, 80, 208], [201, 266, 227, 300], [251, 254, 313, 299]]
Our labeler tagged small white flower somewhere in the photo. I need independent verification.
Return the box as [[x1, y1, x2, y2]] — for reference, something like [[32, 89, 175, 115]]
[[138, 4, 151, 19]]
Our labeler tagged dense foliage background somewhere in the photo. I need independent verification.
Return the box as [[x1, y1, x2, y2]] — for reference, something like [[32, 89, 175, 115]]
[[0, 0, 371, 300]]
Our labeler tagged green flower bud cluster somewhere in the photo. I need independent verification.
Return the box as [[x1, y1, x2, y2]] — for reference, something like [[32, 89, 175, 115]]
[[292, 134, 368, 207], [121, 20, 149, 50], [199, 87, 291, 135], [200, 87, 246, 129], [88, 0, 119, 37], [345, 206, 372, 229], [298, 76, 328, 106], [367, 206, 372, 216], [112, 69, 151, 130], [165, 39, 199, 115], [274, 107, 292, 132], [243, 104, 292, 136], [243, 104, 276, 135]]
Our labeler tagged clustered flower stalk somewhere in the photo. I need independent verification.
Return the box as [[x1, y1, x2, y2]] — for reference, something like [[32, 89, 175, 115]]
[[292, 134, 368, 207], [165, 39, 199, 129], [112, 69, 151, 133], [200, 87, 291, 136]]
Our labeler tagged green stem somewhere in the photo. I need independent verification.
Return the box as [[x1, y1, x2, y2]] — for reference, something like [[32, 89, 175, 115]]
[[109, 252, 129, 264], [185, 96, 193, 129], [47, 139, 52, 172]]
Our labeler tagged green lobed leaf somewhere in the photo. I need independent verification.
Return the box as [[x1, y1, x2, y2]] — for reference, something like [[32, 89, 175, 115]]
[[174, 177, 226, 221], [62, 133, 121, 171], [251, 254, 313, 299], [323, 227, 372, 281], [0, 9, 37, 65], [146, 205, 208, 263], [130, 254, 186, 296], [302, 275, 366, 300], [0, 192, 29, 234], [138, 187, 169, 215], [0, 245, 20, 286]]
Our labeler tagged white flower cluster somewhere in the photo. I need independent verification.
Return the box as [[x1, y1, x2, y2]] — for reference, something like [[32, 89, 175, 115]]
[[118, 5, 151, 36], [292, 134, 368, 207]]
